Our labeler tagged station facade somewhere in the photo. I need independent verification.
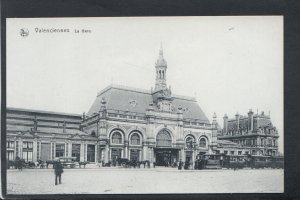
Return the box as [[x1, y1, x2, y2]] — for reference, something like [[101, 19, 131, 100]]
[[6, 47, 279, 166]]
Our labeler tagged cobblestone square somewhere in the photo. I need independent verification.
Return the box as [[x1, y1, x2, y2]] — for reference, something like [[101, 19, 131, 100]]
[[7, 167, 284, 194]]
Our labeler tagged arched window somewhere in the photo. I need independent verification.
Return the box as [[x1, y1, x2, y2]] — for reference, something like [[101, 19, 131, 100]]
[[91, 131, 96, 137], [185, 136, 194, 149], [156, 130, 171, 147], [159, 70, 161, 78], [112, 131, 122, 144], [199, 138, 207, 148], [162, 70, 164, 78], [130, 133, 141, 145]]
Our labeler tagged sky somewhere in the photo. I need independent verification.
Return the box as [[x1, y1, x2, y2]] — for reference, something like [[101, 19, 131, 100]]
[[7, 16, 283, 153]]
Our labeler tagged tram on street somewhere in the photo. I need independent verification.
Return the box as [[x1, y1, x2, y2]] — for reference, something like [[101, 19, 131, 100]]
[[270, 155, 284, 169], [195, 154, 222, 169], [247, 155, 272, 169], [223, 155, 248, 169]]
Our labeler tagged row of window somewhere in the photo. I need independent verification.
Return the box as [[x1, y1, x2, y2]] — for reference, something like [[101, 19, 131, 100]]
[[7, 142, 97, 162], [111, 131, 142, 145], [185, 136, 207, 148], [231, 138, 277, 147], [110, 131, 208, 148]]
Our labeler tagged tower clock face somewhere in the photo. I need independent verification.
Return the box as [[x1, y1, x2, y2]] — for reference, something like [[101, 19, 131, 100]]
[[162, 88, 171, 97]]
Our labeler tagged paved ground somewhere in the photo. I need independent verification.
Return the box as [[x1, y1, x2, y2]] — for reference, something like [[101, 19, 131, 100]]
[[7, 166, 284, 194]]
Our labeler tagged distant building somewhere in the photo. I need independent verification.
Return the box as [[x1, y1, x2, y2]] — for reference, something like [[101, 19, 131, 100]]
[[217, 110, 279, 156]]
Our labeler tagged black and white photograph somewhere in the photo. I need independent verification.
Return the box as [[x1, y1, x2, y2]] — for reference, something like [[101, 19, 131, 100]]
[[5, 16, 284, 195]]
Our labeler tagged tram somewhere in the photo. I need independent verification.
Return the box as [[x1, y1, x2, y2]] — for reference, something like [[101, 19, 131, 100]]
[[223, 155, 248, 169], [247, 155, 272, 169], [194, 153, 283, 170], [270, 155, 284, 169], [195, 154, 222, 169]]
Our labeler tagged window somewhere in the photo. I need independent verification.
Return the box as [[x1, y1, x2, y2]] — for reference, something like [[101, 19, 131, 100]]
[[230, 151, 235, 155], [224, 151, 228, 155], [87, 145, 95, 162], [72, 144, 81, 162], [199, 138, 207, 148], [56, 144, 65, 157], [23, 141, 33, 149], [91, 131, 96, 137], [156, 130, 172, 147], [7, 141, 15, 148], [238, 151, 242, 155], [7, 151, 14, 160], [112, 131, 122, 144], [23, 151, 33, 161], [185, 136, 194, 149], [130, 133, 141, 145], [23, 141, 33, 161], [37, 142, 40, 160]]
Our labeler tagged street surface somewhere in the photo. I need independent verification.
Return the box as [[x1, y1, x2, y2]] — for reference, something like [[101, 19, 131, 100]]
[[7, 166, 284, 194]]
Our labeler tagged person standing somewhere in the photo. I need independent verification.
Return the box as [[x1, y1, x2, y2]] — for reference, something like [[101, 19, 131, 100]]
[[178, 160, 183, 170], [54, 161, 64, 185]]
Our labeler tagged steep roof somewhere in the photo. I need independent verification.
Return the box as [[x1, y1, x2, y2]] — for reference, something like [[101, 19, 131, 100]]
[[87, 84, 210, 123]]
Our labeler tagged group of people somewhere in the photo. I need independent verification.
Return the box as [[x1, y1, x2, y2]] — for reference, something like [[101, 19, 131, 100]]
[[177, 160, 192, 170], [177, 156, 209, 170]]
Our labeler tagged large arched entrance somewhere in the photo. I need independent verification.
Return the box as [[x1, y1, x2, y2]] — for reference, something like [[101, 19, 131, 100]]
[[154, 129, 179, 166], [156, 130, 172, 147]]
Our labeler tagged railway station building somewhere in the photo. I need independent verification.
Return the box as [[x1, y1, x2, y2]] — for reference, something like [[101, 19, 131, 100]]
[[6, 47, 217, 166], [6, 47, 279, 166]]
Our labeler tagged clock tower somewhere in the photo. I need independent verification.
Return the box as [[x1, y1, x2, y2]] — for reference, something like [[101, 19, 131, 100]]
[[154, 44, 168, 91], [152, 45, 174, 112]]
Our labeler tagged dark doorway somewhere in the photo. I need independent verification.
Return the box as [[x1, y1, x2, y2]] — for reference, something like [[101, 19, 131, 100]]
[[130, 149, 140, 161], [111, 148, 122, 162], [41, 143, 51, 161], [72, 144, 80, 162], [87, 145, 95, 162], [155, 148, 179, 166], [185, 151, 193, 163]]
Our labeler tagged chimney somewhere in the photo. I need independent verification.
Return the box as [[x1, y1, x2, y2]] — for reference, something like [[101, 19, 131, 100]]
[[223, 114, 228, 134], [235, 112, 240, 134], [248, 109, 254, 132], [212, 112, 217, 128], [63, 120, 66, 133]]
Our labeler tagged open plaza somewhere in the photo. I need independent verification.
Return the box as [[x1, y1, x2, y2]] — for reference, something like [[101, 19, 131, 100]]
[[7, 165, 283, 194]]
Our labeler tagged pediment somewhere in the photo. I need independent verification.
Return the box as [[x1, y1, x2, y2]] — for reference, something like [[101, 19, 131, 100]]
[[69, 133, 84, 140], [18, 131, 36, 138]]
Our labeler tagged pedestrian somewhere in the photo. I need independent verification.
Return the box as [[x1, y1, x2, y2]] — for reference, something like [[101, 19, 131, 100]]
[[184, 160, 189, 170], [220, 156, 224, 168], [178, 160, 183, 170], [54, 161, 64, 185]]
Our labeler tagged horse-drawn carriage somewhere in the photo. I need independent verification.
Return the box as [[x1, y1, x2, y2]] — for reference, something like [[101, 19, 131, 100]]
[[115, 158, 150, 168], [7, 157, 36, 170], [57, 157, 77, 168]]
